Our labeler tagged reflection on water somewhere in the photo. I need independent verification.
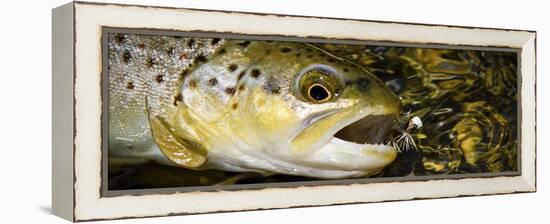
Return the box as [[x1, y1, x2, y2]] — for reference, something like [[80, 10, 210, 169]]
[[349, 46, 519, 176], [109, 44, 518, 190]]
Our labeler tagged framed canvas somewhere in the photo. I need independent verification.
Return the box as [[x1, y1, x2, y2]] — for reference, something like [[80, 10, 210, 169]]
[[52, 1, 536, 222]]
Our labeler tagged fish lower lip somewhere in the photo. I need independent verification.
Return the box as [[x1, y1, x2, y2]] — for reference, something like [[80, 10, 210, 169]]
[[333, 115, 397, 144]]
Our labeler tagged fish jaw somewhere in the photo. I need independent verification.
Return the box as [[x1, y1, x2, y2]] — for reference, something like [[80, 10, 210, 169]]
[[204, 137, 397, 179], [201, 112, 400, 179], [279, 113, 400, 178], [297, 138, 398, 178]]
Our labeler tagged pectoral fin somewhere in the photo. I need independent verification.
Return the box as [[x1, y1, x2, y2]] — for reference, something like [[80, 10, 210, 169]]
[[149, 115, 207, 168]]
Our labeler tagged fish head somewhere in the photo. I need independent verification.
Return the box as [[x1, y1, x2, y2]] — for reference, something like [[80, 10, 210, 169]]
[[178, 40, 401, 178], [215, 41, 402, 178]]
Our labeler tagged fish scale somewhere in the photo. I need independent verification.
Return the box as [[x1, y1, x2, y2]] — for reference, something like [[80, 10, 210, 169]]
[[108, 34, 222, 158]]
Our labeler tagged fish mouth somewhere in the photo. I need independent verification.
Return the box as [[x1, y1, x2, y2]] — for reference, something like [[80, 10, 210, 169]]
[[333, 115, 397, 145]]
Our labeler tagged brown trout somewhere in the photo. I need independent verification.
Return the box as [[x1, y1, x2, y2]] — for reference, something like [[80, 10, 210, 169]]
[[108, 34, 401, 179]]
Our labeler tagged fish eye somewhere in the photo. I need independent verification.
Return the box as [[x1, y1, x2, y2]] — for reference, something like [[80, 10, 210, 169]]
[[308, 84, 331, 102], [298, 68, 341, 103]]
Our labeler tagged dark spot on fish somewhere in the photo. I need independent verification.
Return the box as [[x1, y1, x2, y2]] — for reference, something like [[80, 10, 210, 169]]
[[146, 57, 157, 68], [238, 84, 245, 91], [187, 39, 195, 48], [306, 54, 313, 58], [280, 47, 292, 53], [218, 48, 226, 55], [264, 81, 280, 94], [265, 40, 273, 43], [114, 34, 126, 44], [211, 38, 221, 45], [356, 78, 371, 91], [231, 103, 238, 110], [251, 69, 261, 78], [155, 75, 164, 83], [295, 53, 301, 57], [343, 68, 349, 72], [126, 81, 134, 90], [225, 87, 236, 95], [208, 78, 218, 86], [122, 50, 131, 64], [196, 55, 207, 63], [238, 41, 251, 47], [228, 64, 238, 72], [138, 43, 145, 49], [180, 69, 189, 78], [173, 93, 183, 106], [189, 79, 197, 89], [238, 71, 246, 81]]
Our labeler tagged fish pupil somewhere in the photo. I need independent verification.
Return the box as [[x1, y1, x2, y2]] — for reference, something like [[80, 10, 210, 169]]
[[309, 84, 330, 102]]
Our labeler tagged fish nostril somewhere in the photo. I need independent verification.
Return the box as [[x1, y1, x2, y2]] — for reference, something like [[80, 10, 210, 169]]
[[356, 78, 371, 91]]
